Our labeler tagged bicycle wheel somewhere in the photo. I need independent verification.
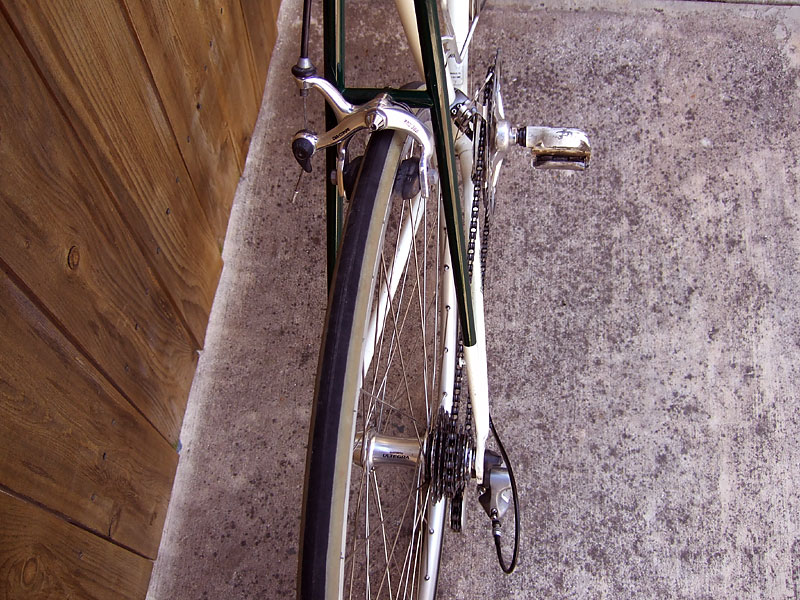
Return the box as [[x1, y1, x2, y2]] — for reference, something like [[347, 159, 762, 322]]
[[299, 128, 453, 600]]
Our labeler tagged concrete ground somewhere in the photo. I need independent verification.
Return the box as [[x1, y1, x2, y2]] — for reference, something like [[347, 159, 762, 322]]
[[147, 1, 800, 598]]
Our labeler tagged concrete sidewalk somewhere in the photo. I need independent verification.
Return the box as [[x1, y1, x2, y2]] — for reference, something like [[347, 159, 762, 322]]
[[148, 1, 800, 598]]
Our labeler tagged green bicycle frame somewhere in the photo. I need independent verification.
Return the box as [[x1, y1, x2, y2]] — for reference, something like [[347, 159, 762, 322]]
[[323, 0, 476, 346]]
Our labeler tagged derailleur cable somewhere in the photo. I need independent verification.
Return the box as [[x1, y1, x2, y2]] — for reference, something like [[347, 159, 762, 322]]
[[488, 416, 520, 573]]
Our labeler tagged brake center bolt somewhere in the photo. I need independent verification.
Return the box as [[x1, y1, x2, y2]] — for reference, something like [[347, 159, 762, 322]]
[[365, 109, 387, 131]]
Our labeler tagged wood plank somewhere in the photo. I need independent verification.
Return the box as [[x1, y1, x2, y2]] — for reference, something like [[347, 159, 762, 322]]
[[0, 491, 152, 600], [123, 0, 242, 246], [240, 0, 280, 98], [2, 0, 222, 347], [0, 270, 178, 559], [208, 0, 262, 169], [0, 13, 197, 444]]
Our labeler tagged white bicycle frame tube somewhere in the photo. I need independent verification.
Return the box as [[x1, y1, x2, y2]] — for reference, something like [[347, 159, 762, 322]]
[[394, 0, 456, 103], [454, 134, 490, 484], [393, 0, 471, 80]]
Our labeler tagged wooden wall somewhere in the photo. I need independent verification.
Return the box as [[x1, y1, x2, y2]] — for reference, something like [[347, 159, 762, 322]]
[[0, 0, 280, 597]]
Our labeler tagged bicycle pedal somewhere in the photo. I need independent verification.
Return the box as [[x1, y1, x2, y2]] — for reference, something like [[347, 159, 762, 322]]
[[516, 126, 591, 171]]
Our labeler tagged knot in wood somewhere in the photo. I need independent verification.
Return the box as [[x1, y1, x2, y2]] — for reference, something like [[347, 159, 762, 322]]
[[67, 245, 80, 270]]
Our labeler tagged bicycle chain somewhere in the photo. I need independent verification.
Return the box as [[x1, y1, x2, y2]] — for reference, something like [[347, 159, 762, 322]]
[[446, 61, 498, 531], [451, 63, 495, 438], [480, 62, 495, 290]]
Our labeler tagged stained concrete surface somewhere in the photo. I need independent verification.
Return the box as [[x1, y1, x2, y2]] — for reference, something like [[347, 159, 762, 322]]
[[147, 1, 800, 598]]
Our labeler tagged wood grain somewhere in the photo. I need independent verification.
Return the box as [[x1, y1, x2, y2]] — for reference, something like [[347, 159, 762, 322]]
[[1, 0, 222, 347], [240, 0, 280, 102], [205, 0, 262, 170], [123, 0, 242, 246], [0, 12, 197, 445], [0, 491, 153, 599], [0, 270, 178, 559]]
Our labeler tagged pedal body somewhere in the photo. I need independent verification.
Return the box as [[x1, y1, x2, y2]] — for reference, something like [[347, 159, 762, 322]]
[[517, 125, 591, 171]]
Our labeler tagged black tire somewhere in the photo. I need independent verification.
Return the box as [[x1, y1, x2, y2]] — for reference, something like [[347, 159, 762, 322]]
[[299, 129, 449, 600]]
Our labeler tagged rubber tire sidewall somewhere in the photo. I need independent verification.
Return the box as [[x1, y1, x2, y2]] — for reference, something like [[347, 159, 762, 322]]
[[299, 129, 407, 600]]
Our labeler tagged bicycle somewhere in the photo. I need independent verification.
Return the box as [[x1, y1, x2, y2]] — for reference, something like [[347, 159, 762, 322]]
[[290, 1, 591, 598]]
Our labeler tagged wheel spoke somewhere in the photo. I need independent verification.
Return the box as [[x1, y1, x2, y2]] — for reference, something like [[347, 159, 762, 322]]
[[339, 135, 446, 599]]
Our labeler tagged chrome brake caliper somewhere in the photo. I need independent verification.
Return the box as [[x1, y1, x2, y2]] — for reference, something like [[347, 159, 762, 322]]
[[291, 68, 434, 200]]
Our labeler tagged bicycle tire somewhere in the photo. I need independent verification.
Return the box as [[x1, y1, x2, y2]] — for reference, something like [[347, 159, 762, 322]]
[[299, 128, 451, 600]]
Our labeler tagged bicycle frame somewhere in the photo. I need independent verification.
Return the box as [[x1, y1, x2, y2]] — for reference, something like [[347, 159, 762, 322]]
[[293, 2, 517, 595], [296, 3, 586, 590]]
